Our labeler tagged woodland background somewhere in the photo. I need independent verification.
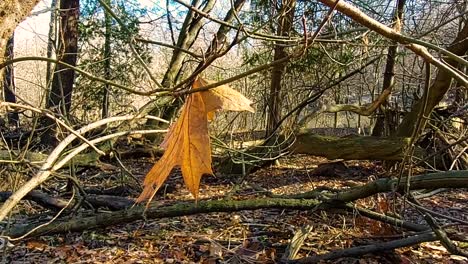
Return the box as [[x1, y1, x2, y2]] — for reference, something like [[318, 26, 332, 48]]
[[0, 0, 467, 262]]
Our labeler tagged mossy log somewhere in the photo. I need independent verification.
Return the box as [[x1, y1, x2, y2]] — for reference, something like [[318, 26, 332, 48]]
[[217, 129, 424, 175], [7, 171, 468, 238], [292, 131, 422, 160]]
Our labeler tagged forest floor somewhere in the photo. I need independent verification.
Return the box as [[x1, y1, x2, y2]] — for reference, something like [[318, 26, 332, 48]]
[[2, 154, 468, 263]]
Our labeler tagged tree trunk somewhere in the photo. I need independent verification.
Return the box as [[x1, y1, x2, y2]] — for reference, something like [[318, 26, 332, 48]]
[[102, 0, 111, 119], [190, 0, 246, 80], [46, 0, 79, 116], [372, 0, 406, 136], [266, 0, 296, 136], [45, 0, 59, 89], [3, 34, 19, 126], [144, 0, 216, 140], [41, 0, 79, 147]]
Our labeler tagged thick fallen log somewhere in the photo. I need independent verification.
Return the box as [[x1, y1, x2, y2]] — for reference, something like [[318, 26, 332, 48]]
[[292, 132, 423, 160], [217, 130, 424, 175], [6, 171, 467, 238]]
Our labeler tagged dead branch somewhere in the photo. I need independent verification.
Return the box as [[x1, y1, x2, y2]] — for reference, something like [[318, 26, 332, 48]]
[[0, 114, 166, 222], [318, 0, 468, 87], [5, 198, 322, 238], [0, 191, 134, 211], [328, 170, 468, 203], [5, 170, 467, 238], [282, 225, 314, 260], [343, 204, 428, 232], [292, 231, 438, 263], [0, 191, 68, 210]]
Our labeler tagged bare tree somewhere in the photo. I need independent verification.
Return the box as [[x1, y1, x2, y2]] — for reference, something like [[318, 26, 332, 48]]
[[41, 0, 80, 146], [266, 0, 297, 136], [2, 34, 19, 126]]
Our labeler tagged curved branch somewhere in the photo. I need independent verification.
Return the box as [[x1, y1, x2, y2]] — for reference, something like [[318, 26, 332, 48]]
[[0, 115, 167, 222], [0, 57, 171, 95], [319, 0, 468, 87], [135, 37, 202, 58], [5, 170, 468, 238], [294, 232, 438, 263]]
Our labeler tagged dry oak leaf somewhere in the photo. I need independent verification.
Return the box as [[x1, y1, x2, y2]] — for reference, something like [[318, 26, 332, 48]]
[[137, 92, 212, 203], [137, 77, 254, 204], [196, 77, 255, 119]]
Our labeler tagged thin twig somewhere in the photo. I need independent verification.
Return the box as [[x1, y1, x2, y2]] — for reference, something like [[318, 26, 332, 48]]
[[0, 57, 170, 95]]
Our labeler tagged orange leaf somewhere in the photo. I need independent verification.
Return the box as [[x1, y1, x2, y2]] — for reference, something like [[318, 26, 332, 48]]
[[137, 92, 212, 203], [180, 92, 213, 197], [196, 77, 255, 117], [137, 76, 254, 205]]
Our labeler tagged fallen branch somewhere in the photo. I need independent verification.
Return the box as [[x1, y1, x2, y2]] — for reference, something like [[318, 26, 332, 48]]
[[6, 198, 321, 238], [0, 191, 134, 211], [0, 149, 100, 167], [0, 114, 166, 222], [0, 191, 68, 210], [344, 204, 428, 232], [281, 171, 468, 202], [282, 225, 314, 260], [6, 170, 468, 238], [329, 170, 468, 203], [84, 195, 134, 211], [292, 231, 438, 263]]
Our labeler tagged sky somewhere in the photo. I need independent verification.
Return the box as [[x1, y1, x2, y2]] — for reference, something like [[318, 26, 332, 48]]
[[16, 1, 50, 49]]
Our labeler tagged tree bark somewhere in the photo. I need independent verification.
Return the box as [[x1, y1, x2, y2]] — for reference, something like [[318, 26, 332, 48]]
[[292, 131, 421, 161], [41, 0, 80, 147], [0, 190, 134, 211], [46, 0, 80, 116], [144, 0, 216, 140], [45, 0, 58, 89], [372, 0, 406, 136], [2, 34, 19, 126], [161, 0, 215, 89], [102, 0, 111, 119], [7, 171, 468, 238], [266, 0, 296, 136], [217, 130, 423, 175]]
